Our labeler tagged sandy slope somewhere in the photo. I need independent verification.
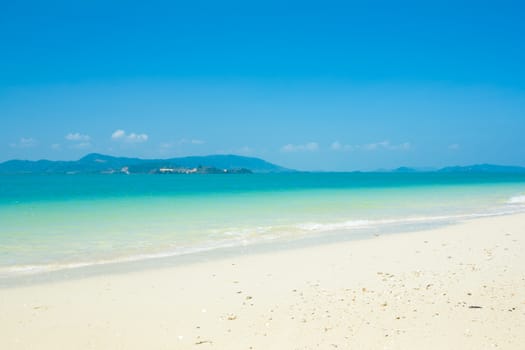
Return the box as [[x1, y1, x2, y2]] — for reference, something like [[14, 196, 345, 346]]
[[1, 213, 524, 349]]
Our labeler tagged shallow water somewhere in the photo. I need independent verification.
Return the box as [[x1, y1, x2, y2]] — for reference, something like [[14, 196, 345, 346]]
[[1, 173, 524, 276]]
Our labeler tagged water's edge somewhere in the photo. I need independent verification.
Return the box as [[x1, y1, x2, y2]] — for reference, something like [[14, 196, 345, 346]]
[[1, 210, 523, 289]]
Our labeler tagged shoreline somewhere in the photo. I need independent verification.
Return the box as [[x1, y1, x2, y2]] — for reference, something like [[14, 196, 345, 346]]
[[1, 213, 524, 349], [3, 207, 525, 286]]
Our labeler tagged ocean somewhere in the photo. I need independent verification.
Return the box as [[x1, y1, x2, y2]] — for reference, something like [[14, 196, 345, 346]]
[[1, 173, 524, 277]]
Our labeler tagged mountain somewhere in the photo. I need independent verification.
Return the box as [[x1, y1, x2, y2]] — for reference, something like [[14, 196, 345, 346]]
[[438, 164, 525, 174], [391, 166, 418, 173], [0, 153, 292, 174]]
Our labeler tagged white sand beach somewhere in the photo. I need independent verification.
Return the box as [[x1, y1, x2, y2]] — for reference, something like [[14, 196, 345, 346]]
[[1, 213, 524, 349]]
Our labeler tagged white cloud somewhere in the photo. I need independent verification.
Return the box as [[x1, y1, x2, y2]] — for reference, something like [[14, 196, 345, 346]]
[[51, 143, 61, 150], [330, 140, 411, 152], [9, 137, 37, 148], [362, 140, 411, 151], [281, 142, 319, 153], [448, 143, 460, 150], [127, 133, 148, 143], [65, 132, 90, 141], [362, 140, 390, 151], [331, 141, 354, 152], [111, 129, 148, 143], [64, 133, 92, 149], [111, 129, 126, 140]]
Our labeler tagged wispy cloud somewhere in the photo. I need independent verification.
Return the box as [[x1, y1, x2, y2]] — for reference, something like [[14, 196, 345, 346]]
[[111, 129, 125, 139], [362, 140, 411, 151], [281, 142, 319, 153], [111, 129, 148, 143], [179, 138, 205, 145], [330, 141, 354, 152], [65, 132, 92, 149], [65, 132, 90, 141], [72, 142, 92, 149], [331, 140, 411, 152], [9, 137, 37, 148], [448, 143, 460, 150]]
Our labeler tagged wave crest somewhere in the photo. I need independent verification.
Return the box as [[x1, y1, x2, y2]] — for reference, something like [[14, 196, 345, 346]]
[[508, 195, 525, 204]]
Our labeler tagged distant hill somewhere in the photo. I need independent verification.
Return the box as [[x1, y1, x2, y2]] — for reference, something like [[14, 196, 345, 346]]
[[438, 164, 525, 174], [392, 166, 418, 173], [0, 153, 292, 174], [1, 156, 524, 175], [387, 164, 525, 174]]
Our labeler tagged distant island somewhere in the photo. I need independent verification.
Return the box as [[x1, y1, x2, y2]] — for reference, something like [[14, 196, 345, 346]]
[[0, 153, 291, 175], [0, 153, 524, 175], [391, 164, 525, 174]]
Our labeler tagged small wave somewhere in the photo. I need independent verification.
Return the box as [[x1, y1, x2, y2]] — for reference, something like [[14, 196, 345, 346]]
[[219, 226, 274, 236], [296, 215, 452, 233], [296, 220, 371, 232], [508, 195, 525, 205], [293, 209, 525, 233], [3, 206, 525, 278], [0, 240, 246, 277]]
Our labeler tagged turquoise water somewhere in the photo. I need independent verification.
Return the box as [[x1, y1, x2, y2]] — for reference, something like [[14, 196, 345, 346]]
[[1, 173, 524, 276]]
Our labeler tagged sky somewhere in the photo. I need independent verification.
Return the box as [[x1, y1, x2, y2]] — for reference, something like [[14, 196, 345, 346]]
[[1, 0, 524, 171]]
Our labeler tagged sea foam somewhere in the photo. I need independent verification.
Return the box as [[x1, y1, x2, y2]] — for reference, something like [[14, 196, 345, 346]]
[[508, 195, 525, 204], [2, 206, 525, 278]]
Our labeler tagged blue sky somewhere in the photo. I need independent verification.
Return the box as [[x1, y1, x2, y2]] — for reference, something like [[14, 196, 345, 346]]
[[1, 1, 524, 170]]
